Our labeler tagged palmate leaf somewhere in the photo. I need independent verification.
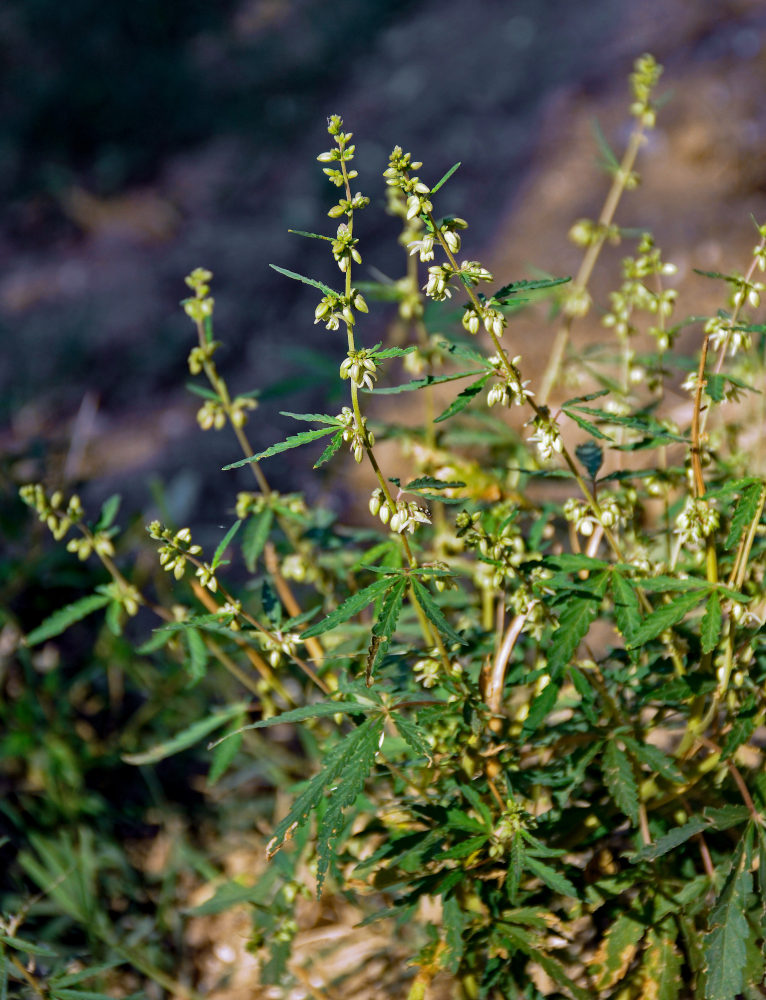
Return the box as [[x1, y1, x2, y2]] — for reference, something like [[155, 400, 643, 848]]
[[404, 476, 466, 491], [210, 700, 374, 747], [223, 425, 339, 470], [314, 431, 344, 468], [366, 577, 407, 682], [392, 713, 433, 764], [626, 589, 706, 648], [368, 368, 486, 395], [500, 924, 590, 1000], [302, 576, 394, 639], [547, 571, 608, 676], [24, 592, 112, 647], [610, 571, 641, 644], [720, 694, 758, 760], [411, 578, 465, 646], [490, 275, 570, 302], [269, 263, 338, 297], [241, 508, 273, 571], [703, 829, 754, 1000], [602, 739, 639, 824], [523, 855, 578, 899], [631, 806, 751, 863]]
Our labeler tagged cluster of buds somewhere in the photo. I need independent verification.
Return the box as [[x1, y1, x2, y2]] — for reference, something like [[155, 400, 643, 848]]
[[408, 217, 468, 262], [413, 648, 461, 689], [629, 53, 662, 127], [369, 489, 431, 534], [66, 533, 115, 562], [104, 579, 141, 619], [187, 340, 220, 375], [730, 275, 764, 311], [383, 145, 432, 220], [236, 491, 306, 520], [280, 552, 318, 584], [340, 348, 377, 390], [705, 315, 750, 357], [564, 494, 625, 537], [456, 509, 526, 587], [337, 406, 373, 463], [507, 585, 546, 639], [20, 484, 84, 541], [314, 289, 368, 331], [562, 286, 593, 319], [425, 262, 455, 301], [568, 219, 623, 248], [259, 631, 302, 668], [328, 191, 369, 220], [488, 802, 527, 859], [182, 267, 214, 325], [196, 395, 257, 431], [526, 410, 563, 462], [753, 226, 766, 271], [674, 497, 719, 551], [147, 521, 218, 591], [331, 222, 362, 273], [603, 235, 678, 346], [486, 354, 533, 408], [317, 115, 358, 187], [403, 335, 447, 376]]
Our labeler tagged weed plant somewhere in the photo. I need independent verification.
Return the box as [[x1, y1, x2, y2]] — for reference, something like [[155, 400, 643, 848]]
[[6, 54, 766, 999]]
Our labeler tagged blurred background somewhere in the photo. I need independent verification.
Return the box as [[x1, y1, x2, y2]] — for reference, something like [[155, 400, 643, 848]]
[[2, 0, 766, 518]]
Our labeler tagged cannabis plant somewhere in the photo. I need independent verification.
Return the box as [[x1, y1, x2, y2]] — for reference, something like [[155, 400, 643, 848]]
[[10, 53, 766, 999]]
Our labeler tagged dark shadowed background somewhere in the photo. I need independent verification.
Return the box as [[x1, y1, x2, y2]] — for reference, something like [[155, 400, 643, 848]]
[[2, 0, 765, 523]]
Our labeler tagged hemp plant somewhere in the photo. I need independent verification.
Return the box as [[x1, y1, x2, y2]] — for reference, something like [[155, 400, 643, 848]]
[[12, 54, 766, 1000]]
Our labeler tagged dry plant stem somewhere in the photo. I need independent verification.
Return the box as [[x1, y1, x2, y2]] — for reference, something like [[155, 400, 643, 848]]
[[8, 954, 44, 998], [539, 124, 647, 405], [485, 610, 531, 716]]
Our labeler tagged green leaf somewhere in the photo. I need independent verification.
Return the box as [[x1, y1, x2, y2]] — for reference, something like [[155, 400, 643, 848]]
[[575, 439, 605, 477], [52, 990, 119, 1000], [411, 578, 465, 646], [302, 577, 393, 639], [207, 711, 245, 785], [242, 508, 273, 571], [720, 695, 757, 760], [314, 431, 344, 468], [524, 855, 578, 898], [622, 737, 683, 784], [705, 373, 726, 402], [211, 519, 242, 571], [611, 571, 642, 644], [602, 740, 639, 824], [223, 425, 339, 470], [404, 476, 466, 491], [186, 381, 220, 400], [210, 701, 373, 746], [591, 116, 620, 173], [269, 264, 337, 297], [520, 682, 558, 737], [0, 934, 57, 958], [433, 374, 491, 422], [491, 275, 570, 302], [703, 834, 753, 1000], [392, 714, 433, 764], [442, 895, 466, 973], [633, 816, 711, 862], [501, 925, 590, 1000], [725, 481, 764, 550], [24, 593, 112, 647], [287, 228, 333, 241], [592, 911, 646, 990], [279, 410, 343, 425], [701, 590, 722, 654], [439, 835, 489, 860], [370, 369, 486, 395], [367, 578, 408, 682], [564, 407, 614, 441], [50, 963, 123, 989], [372, 345, 417, 359], [430, 161, 461, 194], [627, 589, 706, 648], [547, 572, 608, 676], [122, 702, 248, 765], [184, 628, 208, 684], [95, 493, 121, 531]]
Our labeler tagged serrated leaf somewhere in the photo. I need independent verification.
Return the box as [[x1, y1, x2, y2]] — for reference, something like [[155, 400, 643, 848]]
[[186, 381, 220, 400], [611, 571, 642, 644], [622, 737, 683, 784], [411, 578, 465, 646], [564, 407, 614, 441], [24, 593, 112, 647], [404, 476, 466, 491], [631, 808, 749, 863], [222, 425, 339, 470], [211, 519, 242, 571], [703, 836, 753, 1000], [269, 263, 337, 297], [207, 712, 245, 786], [524, 855, 578, 898], [501, 925, 590, 1000], [184, 628, 208, 684], [705, 373, 726, 402], [314, 430, 344, 468], [95, 493, 121, 531], [725, 481, 764, 550], [433, 373, 491, 422], [279, 410, 342, 425], [367, 578, 407, 682], [460, 781, 493, 828], [591, 911, 646, 990], [372, 345, 417, 359], [442, 895, 466, 973], [701, 590, 722, 654], [0, 933, 57, 957], [602, 740, 639, 824], [50, 963, 123, 989], [242, 508, 273, 571], [302, 577, 393, 639], [122, 702, 248, 765], [639, 925, 682, 1000], [521, 682, 559, 737], [547, 572, 608, 676], [430, 161, 461, 194], [210, 701, 372, 747], [627, 589, 706, 648], [720, 695, 758, 760], [287, 228, 332, 241], [491, 275, 570, 301], [370, 369, 486, 395], [439, 835, 489, 860], [392, 714, 433, 764]]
